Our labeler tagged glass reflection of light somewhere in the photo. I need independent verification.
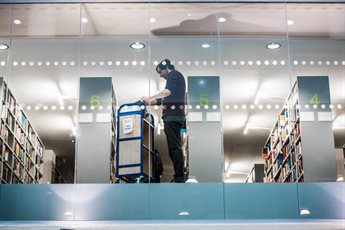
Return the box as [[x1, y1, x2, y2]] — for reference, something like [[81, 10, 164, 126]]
[[49, 186, 108, 204], [300, 209, 310, 215], [64, 211, 74, 216], [178, 211, 190, 216]]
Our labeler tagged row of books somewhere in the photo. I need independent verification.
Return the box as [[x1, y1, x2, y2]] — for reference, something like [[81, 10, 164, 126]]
[[262, 83, 305, 183], [4, 86, 28, 129], [1, 142, 37, 180], [2, 163, 12, 183], [1, 122, 39, 162], [110, 157, 116, 183], [265, 142, 304, 183], [0, 81, 44, 184], [1, 117, 43, 159], [265, 135, 299, 173], [1, 96, 42, 155]]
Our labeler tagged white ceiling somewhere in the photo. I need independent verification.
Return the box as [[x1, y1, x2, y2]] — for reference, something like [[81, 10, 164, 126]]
[[0, 2, 344, 183], [0, 3, 344, 38]]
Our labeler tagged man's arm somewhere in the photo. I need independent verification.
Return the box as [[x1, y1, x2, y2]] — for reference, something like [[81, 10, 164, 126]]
[[140, 89, 171, 105]]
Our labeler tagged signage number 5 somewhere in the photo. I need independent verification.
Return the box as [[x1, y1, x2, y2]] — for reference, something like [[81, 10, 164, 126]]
[[199, 93, 209, 106]]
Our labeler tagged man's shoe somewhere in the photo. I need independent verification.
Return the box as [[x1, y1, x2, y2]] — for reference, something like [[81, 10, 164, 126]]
[[170, 178, 184, 183]]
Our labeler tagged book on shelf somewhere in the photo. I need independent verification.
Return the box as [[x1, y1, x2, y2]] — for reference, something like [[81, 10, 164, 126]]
[[279, 114, 287, 127], [1, 103, 6, 119], [297, 157, 303, 175], [3, 164, 11, 183], [297, 143, 302, 156], [262, 147, 268, 159], [296, 122, 301, 136]]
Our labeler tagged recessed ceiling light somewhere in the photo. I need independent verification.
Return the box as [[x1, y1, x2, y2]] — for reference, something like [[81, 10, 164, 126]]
[[0, 43, 9, 50], [266, 42, 281, 50], [130, 42, 145, 50], [13, 19, 21, 25], [218, 17, 226, 23], [150, 17, 156, 23], [201, 43, 211, 48], [287, 20, 294, 25], [187, 14, 192, 17], [81, 17, 88, 23]]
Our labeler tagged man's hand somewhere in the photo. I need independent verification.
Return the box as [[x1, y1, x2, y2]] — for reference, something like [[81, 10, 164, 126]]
[[140, 96, 149, 105]]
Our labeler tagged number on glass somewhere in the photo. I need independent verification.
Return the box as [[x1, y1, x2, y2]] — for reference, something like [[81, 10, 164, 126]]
[[199, 93, 209, 106], [90, 95, 101, 107], [310, 94, 320, 106]]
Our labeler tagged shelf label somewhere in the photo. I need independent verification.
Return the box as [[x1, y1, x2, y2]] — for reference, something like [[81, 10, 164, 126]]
[[79, 113, 93, 123], [96, 113, 110, 123], [123, 118, 134, 134], [317, 111, 332, 121], [188, 112, 203, 122], [206, 112, 221, 121], [300, 112, 315, 121]]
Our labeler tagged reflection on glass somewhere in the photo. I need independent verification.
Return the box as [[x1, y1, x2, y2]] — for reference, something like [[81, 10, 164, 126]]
[[0, 1, 344, 225], [0, 2, 342, 186]]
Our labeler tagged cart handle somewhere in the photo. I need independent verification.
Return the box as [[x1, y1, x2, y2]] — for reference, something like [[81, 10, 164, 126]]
[[118, 100, 145, 110], [118, 100, 148, 115]]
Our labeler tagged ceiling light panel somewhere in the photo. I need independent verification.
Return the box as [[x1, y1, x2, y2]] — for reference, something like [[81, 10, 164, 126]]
[[13, 19, 22, 25], [266, 42, 281, 50], [130, 42, 145, 50], [0, 43, 9, 50], [150, 17, 156, 23]]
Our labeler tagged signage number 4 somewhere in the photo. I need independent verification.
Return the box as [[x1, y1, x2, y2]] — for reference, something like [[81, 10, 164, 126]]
[[310, 94, 320, 106]]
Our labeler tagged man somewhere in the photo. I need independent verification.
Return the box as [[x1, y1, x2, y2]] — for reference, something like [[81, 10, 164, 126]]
[[140, 59, 186, 183]]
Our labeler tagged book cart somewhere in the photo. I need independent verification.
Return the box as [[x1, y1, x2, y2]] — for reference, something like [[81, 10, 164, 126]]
[[116, 101, 155, 183]]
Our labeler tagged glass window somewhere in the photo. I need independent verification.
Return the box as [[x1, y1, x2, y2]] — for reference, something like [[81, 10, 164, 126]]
[[286, 3, 345, 182], [78, 3, 151, 184], [0, 2, 343, 187], [219, 3, 290, 183], [0, 4, 11, 84], [4, 4, 81, 184], [0, 1, 344, 222]]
